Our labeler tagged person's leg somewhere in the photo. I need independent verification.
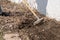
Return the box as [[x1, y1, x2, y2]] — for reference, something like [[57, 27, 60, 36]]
[[0, 6, 2, 14]]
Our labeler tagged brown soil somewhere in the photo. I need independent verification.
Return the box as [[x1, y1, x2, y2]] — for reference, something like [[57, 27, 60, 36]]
[[0, 0, 60, 40]]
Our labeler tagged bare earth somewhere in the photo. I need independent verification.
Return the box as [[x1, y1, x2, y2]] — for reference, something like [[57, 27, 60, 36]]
[[0, 0, 60, 40]]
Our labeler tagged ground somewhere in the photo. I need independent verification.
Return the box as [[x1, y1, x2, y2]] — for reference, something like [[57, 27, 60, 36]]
[[0, 0, 60, 40]]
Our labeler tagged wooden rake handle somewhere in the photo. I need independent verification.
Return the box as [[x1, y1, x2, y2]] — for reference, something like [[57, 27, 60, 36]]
[[22, 0, 39, 19]]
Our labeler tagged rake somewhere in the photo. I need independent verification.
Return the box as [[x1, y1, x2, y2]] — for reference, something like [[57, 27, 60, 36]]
[[22, 0, 44, 25]]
